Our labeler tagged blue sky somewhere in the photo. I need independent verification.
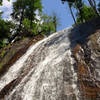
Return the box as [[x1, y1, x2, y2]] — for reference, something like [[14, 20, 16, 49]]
[[0, 0, 99, 31]]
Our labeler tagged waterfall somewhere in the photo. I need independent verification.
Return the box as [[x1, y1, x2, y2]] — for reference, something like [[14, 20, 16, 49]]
[[0, 27, 80, 100]]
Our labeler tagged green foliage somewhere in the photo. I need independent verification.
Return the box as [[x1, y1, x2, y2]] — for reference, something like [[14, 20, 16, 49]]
[[25, 0, 42, 27], [11, 0, 43, 38], [22, 12, 60, 36], [22, 18, 39, 36], [31, 23, 39, 35], [0, 0, 59, 49], [0, 1, 14, 47], [82, 5, 96, 20], [12, 0, 42, 29], [23, 18, 30, 29], [0, 19, 10, 39], [0, 17, 14, 48], [76, 4, 96, 24], [87, 0, 99, 16], [40, 14, 56, 35]]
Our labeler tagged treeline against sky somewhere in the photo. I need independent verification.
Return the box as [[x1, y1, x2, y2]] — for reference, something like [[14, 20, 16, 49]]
[[61, 0, 100, 24]]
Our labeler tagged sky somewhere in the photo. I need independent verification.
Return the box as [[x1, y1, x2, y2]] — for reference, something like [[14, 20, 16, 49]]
[[0, 0, 99, 31]]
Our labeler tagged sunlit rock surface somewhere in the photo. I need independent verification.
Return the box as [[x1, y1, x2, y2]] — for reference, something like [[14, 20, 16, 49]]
[[0, 18, 100, 100]]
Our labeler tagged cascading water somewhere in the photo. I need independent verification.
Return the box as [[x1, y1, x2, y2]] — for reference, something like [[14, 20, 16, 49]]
[[0, 27, 82, 100]]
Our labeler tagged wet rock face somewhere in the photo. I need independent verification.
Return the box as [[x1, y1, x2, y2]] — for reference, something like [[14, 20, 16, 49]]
[[0, 28, 80, 100], [73, 30, 100, 100], [88, 31, 100, 83], [0, 18, 100, 100]]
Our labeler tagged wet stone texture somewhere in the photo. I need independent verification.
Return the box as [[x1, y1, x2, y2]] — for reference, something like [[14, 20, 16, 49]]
[[0, 27, 80, 100], [0, 18, 100, 100]]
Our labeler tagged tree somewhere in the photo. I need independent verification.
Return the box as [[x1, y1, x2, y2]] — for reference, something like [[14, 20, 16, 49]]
[[36, 13, 60, 36], [76, 4, 96, 24], [22, 18, 39, 36], [40, 14, 55, 35], [0, 0, 15, 46], [12, 0, 27, 33], [62, 0, 84, 23], [74, 0, 84, 23], [68, 2, 76, 24], [52, 12, 60, 32], [87, 0, 99, 16], [12, 0, 42, 37], [61, 0, 98, 24], [0, 18, 13, 48]]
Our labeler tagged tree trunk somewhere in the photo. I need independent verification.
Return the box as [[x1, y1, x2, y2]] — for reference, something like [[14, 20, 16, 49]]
[[68, 3, 76, 25]]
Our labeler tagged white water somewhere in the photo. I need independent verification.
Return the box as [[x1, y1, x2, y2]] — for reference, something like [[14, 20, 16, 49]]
[[0, 27, 80, 100]]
